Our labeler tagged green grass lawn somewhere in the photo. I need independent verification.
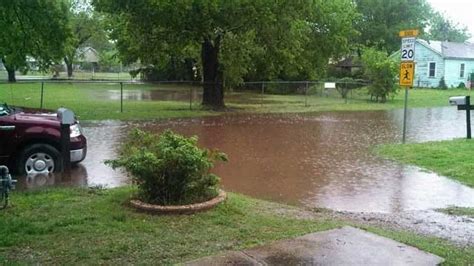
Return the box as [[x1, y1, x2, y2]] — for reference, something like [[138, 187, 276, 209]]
[[378, 139, 474, 219], [437, 206, 474, 218], [0, 82, 470, 121], [0, 187, 471, 265], [377, 139, 474, 187]]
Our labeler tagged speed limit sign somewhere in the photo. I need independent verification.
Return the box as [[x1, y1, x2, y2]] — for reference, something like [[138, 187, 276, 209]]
[[401, 37, 416, 61]]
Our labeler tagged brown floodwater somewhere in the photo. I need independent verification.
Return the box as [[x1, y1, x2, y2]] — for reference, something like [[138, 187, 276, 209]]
[[14, 107, 474, 213]]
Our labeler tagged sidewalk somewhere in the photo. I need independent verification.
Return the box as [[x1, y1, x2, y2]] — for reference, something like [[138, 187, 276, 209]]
[[186, 226, 443, 265]]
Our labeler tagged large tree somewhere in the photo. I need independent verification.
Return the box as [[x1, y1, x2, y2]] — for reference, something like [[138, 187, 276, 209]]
[[353, 0, 432, 53], [94, 0, 357, 108], [0, 0, 69, 82], [425, 12, 471, 42]]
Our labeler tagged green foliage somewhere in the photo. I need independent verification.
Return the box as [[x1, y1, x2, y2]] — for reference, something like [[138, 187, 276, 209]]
[[353, 0, 431, 53], [457, 82, 466, 89], [106, 129, 227, 205], [361, 48, 398, 102], [425, 11, 471, 42], [336, 77, 366, 98], [0, 0, 70, 80], [438, 77, 447, 90], [64, 0, 109, 77], [94, 0, 358, 86]]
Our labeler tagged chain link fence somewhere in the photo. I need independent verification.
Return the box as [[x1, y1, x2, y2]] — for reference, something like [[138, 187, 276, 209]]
[[0, 79, 371, 118]]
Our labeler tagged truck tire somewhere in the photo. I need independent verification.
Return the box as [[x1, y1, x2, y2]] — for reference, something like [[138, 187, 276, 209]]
[[17, 144, 62, 175]]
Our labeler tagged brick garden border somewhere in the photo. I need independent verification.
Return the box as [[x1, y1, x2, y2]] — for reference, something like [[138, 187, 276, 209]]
[[129, 190, 227, 215]]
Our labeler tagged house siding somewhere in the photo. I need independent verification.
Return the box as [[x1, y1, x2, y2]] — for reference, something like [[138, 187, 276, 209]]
[[413, 42, 444, 88], [444, 59, 474, 88]]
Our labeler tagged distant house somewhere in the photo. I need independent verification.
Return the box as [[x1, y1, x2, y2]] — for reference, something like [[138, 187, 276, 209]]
[[76, 47, 99, 64], [333, 56, 363, 75], [393, 39, 474, 88]]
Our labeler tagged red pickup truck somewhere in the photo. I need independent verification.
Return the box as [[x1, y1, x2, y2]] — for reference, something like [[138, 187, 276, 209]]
[[0, 103, 87, 175]]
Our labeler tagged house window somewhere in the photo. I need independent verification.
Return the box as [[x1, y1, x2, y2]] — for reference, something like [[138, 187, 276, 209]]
[[460, 63, 465, 78], [429, 62, 436, 78]]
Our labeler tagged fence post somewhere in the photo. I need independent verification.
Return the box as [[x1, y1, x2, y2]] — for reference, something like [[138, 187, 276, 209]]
[[120, 82, 123, 113], [261, 82, 265, 107], [40, 82, 44, 110], [305, 81, 309, 107], [189, 86, 193, 110]]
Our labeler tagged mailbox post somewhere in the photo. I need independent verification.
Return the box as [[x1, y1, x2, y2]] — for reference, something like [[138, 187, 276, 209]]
[[449, 96, 472, 139], [57, 108, 75, 172]]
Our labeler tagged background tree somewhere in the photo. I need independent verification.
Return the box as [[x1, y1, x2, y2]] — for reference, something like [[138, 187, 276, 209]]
[[361, 47, 398, 103], [425, 12, 471, 42], [353, 0, 431, 53], [0, 0, 69, 82], [94, 0, 357, 108], [64, 0, 107, 78]]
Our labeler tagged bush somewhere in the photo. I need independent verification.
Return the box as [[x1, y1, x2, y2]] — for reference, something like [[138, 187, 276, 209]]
[[438, 77, 447, 89], [106, 129, 227, 205], [458, 82, 466, 89], [361, 48, 398, 103]]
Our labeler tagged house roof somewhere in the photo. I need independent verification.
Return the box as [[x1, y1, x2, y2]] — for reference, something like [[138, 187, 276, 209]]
[[441, 42, 474, 59], [418, 39, 474, 60], [76, 47, 99, 63]]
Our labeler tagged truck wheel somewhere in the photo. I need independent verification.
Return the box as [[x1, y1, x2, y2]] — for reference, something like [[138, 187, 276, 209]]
[[17, 144, 62, 175]]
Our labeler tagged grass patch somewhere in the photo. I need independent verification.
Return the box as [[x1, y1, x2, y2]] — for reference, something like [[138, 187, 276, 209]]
[[360, 226, 474, 266], [0, 82, 470, 121], [0, 187, 472, 264], [377, 139, 474, 187], [436, 206, 474, 218], [0, 187, 340, 264]]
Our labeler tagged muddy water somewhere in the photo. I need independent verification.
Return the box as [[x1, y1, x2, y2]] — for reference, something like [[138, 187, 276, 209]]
[[92, 89, 202, 101], [16, 107, 474, 213]]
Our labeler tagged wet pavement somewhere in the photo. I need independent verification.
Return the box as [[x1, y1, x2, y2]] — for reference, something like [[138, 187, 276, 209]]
[[186, 226, 444, 265], [14, 107, 474, 214]]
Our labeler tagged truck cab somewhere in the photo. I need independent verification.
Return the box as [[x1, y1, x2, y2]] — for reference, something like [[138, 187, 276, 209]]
[[0, 103, 87, 175]]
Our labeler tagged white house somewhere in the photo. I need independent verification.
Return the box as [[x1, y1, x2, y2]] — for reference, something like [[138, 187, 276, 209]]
[[394, 39, 474, 88]]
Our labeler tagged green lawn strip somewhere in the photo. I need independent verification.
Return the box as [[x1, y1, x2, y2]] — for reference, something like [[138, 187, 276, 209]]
[[377, 139, 474, 187], [0, 82, 470, 121], [436, 206, 474, 218], [0, 187, 340, 264], [359, 226, 474, 266], [0, 187, 471, 264]]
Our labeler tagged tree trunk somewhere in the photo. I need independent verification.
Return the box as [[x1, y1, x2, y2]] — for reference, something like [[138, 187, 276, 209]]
[[201, 37, 224, 108], [4, 65, 16, 83], [64, 57, 73, 78]]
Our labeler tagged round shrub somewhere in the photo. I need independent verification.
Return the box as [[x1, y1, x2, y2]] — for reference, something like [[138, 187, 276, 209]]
[[106, 129, 227, 205]]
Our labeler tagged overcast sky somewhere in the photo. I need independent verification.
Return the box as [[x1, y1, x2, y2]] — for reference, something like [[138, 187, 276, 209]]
[[427, 0, 474, 41]]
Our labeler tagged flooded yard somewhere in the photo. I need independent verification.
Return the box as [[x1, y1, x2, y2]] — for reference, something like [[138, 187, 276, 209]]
[[16, 107, 474, 213]]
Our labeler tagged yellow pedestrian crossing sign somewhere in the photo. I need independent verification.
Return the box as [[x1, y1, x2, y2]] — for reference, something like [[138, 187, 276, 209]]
[[400, 62, 414, 87]]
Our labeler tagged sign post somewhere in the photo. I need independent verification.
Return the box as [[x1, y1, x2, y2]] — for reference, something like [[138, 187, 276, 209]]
[[399, 29, 418, 143]]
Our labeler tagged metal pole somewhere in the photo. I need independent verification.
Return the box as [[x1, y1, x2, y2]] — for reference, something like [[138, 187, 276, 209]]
[[466, 96, 471, 139], [305, 81, 308, 107], [120, 82, 123, 113], [189, 86, 193, 110], [402, 88, 409, 143], [40, 82, 44, 110]]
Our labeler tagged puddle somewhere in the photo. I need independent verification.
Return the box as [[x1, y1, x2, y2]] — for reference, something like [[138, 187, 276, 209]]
[[91, 89, 202, 101], [14, 107, 474, 213]]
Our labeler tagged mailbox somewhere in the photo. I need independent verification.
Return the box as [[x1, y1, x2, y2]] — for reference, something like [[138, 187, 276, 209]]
[[57, 108, 75, 125], [450, 96, 472, 139], [449, 96, 467, 106]]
